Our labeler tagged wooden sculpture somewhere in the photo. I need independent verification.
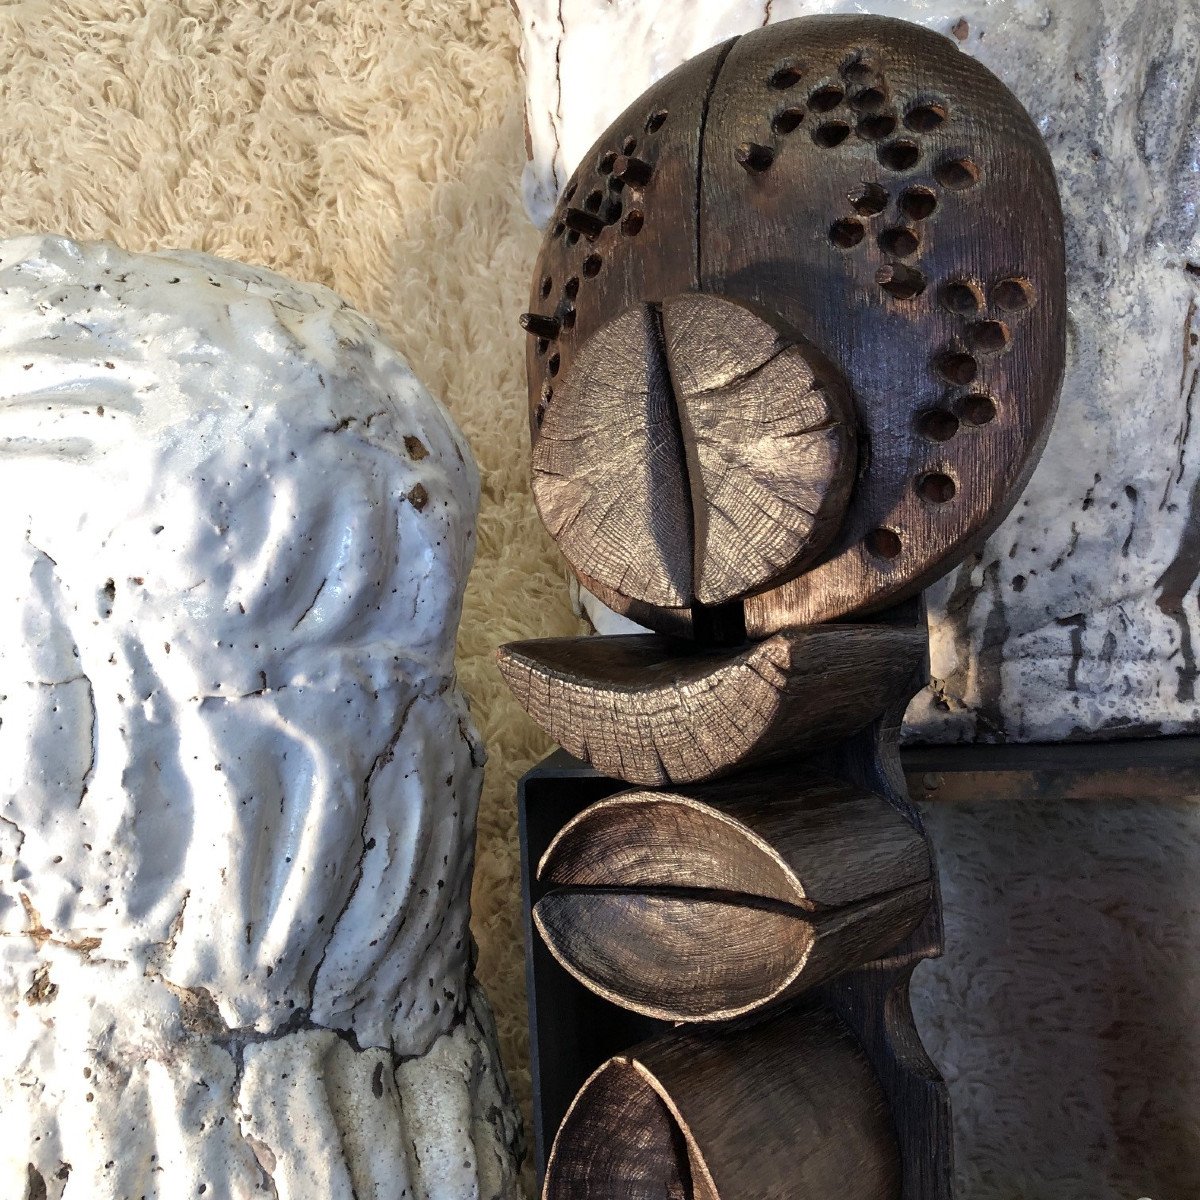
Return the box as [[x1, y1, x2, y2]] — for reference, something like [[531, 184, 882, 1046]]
[[499, 13, 1065, 1199]]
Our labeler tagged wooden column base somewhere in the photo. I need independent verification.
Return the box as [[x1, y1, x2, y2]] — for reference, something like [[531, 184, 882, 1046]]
[[518, 748, 953, 1198]]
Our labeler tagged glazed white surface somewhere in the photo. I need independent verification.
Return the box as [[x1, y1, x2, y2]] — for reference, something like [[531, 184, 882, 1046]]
[[515, 0, 1200, 743], [0, 235, 520, 1197]]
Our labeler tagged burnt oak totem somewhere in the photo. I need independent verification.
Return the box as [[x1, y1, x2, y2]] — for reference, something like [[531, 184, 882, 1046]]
[[498, 15, 1065, 1200]]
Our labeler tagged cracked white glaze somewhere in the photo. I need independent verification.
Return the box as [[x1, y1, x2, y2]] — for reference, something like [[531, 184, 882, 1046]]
[[517, 0, 1200, 742], [0, 236, 520, 1197]]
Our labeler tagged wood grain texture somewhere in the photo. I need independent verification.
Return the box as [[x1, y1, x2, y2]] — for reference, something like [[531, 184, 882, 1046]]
[[542, 1002, 901, 1200], [524, 14, 1065, 636], [531, 293, 857, 612], [497, 620, 927, 785], [531, 767, 931, 1021]]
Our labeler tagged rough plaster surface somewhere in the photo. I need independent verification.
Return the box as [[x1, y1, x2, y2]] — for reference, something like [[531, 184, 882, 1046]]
[[515, 0, 1200, 745], [0, 236, 521, 1198]]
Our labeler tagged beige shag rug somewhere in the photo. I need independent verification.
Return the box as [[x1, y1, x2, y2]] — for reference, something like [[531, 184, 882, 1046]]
[[0, 0, 574, 1190]]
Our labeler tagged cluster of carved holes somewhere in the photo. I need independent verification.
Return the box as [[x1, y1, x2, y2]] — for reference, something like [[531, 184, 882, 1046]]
[[529, 107, 669, 414]]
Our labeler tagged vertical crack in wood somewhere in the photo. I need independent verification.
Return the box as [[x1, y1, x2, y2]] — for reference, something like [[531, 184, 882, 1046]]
[[694, 38, 739, 288]]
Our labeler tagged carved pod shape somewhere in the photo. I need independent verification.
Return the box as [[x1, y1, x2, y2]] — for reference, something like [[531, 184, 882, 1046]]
[[542, 1002, 900, 1200], [523, 14, 1066, 637], [534, 768, 932, 1021]]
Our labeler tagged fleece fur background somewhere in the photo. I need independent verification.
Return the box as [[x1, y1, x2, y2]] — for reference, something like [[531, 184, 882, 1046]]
[[1, 3, 1196, 1197]]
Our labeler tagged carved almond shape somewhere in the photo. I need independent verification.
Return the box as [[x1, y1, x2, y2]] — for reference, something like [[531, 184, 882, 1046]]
[[543, 1003, 900, 1200], [534, 768, 931, 1020]]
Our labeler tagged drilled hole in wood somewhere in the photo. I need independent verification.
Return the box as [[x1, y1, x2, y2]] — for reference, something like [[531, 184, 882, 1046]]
[[917, 409, 960, 441], [562, 181, 577, 203], [597, 150, 617, 173], [583, 253, 602, 277], [769, 63, 804, 89], [851, 86, 888, 112], [899, 186, 938, 220], [566, 230, 581, 245], [540, 275, 553, 299], [934, 156, 980, 189], [959, 393, 997, 425], [936, 350, 978, 385], [939, 280, 983, 315], [772, 107, 805, 134], [830, 218, 866, 248], [967, 319, 1010, 353], [548, 352, 561, 377], [646, 110, 668, 133], [622, 136, 638, 155], [562, 306, 577, 330], [813, 122, 851, 148], [850, 182, 888, 215], [866, 528, 902, 560], [536, 338, 549, 356], [878, 139, 920, 170], [603, 197, 624, 225], [992, 276, 1036, 311], [552, 220, 565, 238], [621, 210, 644, 236], [905, 102, 948, 133], [736, 141, 775, 171], [584, 189, 604, 213], [535, 385, 552, 427], [841, 57, 876, 85], [878, 227, 919, 257], [809, 84, 845, 112], [564, 276, 580, 300], [917, 472, 956, 503], [857, 112, 898, 141], [876, 262, 926, 298]]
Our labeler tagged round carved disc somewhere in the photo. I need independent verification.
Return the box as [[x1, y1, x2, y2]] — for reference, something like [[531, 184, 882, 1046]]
[[530, 293, 855, 610]]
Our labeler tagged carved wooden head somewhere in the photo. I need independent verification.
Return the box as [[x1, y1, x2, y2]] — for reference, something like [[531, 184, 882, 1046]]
[[522, 14, 1065, 639]]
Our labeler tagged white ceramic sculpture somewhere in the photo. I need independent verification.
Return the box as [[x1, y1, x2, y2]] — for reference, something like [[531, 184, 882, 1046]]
[[0, 236, 521, 1198], [515, 0, 1200, 744]]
